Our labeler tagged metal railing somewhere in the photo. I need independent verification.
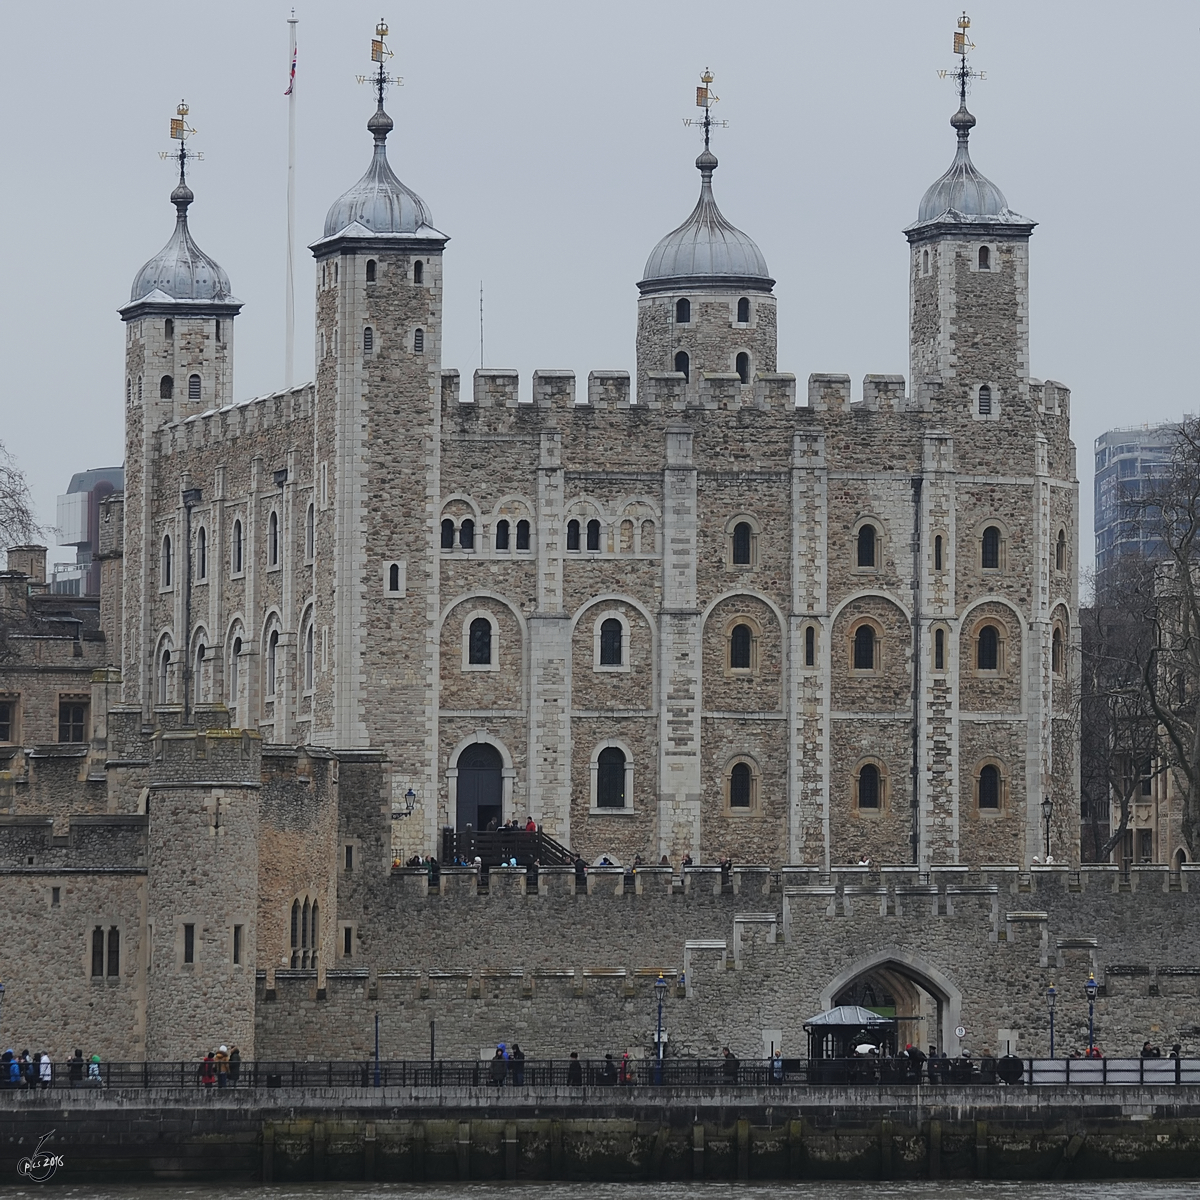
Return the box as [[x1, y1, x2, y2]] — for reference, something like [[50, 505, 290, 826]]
[[4, 1056, 1200, 1092]]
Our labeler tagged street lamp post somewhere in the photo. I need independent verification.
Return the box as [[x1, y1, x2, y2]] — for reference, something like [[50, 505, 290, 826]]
[[654, 974, 668, 1085], [1085, 972, 1098, 1057], [1047, 983, 1057, 1058], [1041, 797, 1052, 860]]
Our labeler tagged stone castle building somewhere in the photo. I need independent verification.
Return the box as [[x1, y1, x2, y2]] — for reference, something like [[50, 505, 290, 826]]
[[0, 39, 1128, 1067]]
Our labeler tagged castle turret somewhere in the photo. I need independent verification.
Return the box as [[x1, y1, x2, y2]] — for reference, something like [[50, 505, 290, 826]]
[[119, 106, 241, 712], [636, 73, 776, 403], [905, 84, 1035, 430], [308, 24, 447, 852]]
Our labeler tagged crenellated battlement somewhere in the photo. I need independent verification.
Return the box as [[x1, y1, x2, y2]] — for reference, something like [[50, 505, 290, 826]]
[[155, 383, 315, 457]]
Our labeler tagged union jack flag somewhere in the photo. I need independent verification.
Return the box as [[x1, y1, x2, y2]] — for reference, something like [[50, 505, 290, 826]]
[[284, 46, 297, 95]]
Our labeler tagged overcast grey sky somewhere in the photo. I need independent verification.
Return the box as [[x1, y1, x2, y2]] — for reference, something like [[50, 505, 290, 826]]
[[0, 1, 1195, 571]]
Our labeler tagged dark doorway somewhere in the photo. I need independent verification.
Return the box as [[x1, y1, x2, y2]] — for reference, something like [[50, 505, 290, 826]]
[[456, 742, 503, 831]]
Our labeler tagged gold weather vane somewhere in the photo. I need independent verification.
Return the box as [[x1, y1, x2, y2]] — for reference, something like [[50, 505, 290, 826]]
[[937, 12, 986, 101], [356, 19, 403, 100], [158, 100, 204, 177], [682, 68, 729, 149]]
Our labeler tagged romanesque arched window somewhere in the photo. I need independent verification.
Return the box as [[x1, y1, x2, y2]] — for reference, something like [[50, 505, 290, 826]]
[[468, 617, 492, 666], [979, 763, 1001, 808], [267, 629, 279, 696], [857, 763, 881, 809], [441, 518, 455, 549], [305, 504, 314, 560], [586, 519, 601, 552], [729, 761, 752, 808], [304, 623, 314, 692], [732, 521, 752, 565], [158, 646, 171, 705], [805, 624, 816, 667], [922, 249, 929, 274], [414, 328, 425, 353], [188, 374, 201, 401], [737, 297, 750, 323], [232, 519, 243, 573], [600, 618, 623, 666], [857, 523, 877, 568], [596, 746, 627, 808], [853, 623, 876, 671], [165, 318, 174, 339], [459, 518, 474, 550], [389, 563, 401, 592], [978, 245, 991, 270], [363, 326, 373, 356], [229, 636, 242, 719], [981, 524, 1001, 569], [675, 297, 691, 324], [674, 350, 690, 382], [197, 526, 207, 579], [1052, 626, 1064, 675], [413, 260, 423, 284], [495, 519, 510, 551], [977, 624, 1000, 671], [516, 519, 530, 550], [162, 535, 173, 587], [1056, 528, 1066, 572], [935, 627, 946, 671], [160, 375, 174, 400], [978, 384, 992, 416], [291, 896, 319, 969], [730, 623, 753, 671], [194, 643, 205, 705], [567, 519, 580, 551], [269, 511, 279, 566], [934, 534, 944, 571], [736, 352, 750, 384], [366, 259, 376, 282]]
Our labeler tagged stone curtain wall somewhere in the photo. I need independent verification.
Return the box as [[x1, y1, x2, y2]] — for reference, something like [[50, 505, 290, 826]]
[[254, 863, 1200, 1063]]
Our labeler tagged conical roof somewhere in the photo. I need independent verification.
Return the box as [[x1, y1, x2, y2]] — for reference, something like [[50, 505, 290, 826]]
[[639, 148, 772, 294]]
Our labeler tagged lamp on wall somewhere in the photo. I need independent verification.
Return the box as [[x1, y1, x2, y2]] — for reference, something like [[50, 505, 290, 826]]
[[392, 788, 416, 820], [1041, 797, 1053, 859]]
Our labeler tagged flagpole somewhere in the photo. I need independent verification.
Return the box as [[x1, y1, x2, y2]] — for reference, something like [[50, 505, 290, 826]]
[[285, 12, 298, 388]]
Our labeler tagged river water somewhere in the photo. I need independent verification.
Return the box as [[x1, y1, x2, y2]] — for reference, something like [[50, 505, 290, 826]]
[[6, 1185, 1197, 1199]]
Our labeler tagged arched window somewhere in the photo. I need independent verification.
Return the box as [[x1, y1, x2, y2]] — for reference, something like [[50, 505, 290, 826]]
[[730, 761, 752, 808], [600, 618, 623, 666], [586, 519, 601, 552], [441, 518, 455, 549], [977, 624, 999, 671], [267, 629, 279, 696], [126, 377, 131, 405], [366, 259, 376, 282], [158, 647, 171, 705], [922, 249, 929, 273], [804, 625, 815, 667], [305, 504, 315, 559], [981, 525, 1001, 569], [730, 623, 753, 670], [389, 563, 401, 592], [596, 746, 626, 808], [188, 374, 201, 401], [165, 318, 174, 339], [979, 764, 1001, 809], [363, 326, 373, 355], [736, 352, 750, 384], [674, 350, 690, 381], [978, 245, 991, 270], [1055, 529, 1066, 572], [732, 521, 752, 565], [853, 624, 876, 671], [1052, 627, 1064, 675], [162, 535, 172, 587], [137, 376, 143, 404], [935, 627, 946, 671], [737, 297, 750, 324], [458, 518, 475, 550], [495, 519, 510, 551], [468, 616, 492, 665], [230, 636, 242, 718], [413, 260, 424, 284], [160, 375, 174, 400], [304, 623, 314, 691], [269, 511, 279, 566], [233, 520, 243, 573], [414, 328, 424, 353], [516, 519, 530, 550], [934, 534, 944, 571], [857, 523, 877, 568], [675, 297, 691, 324], [197, 526, 207, 579], [978, 384, 992, 416], [194, 644, 205, 705], [567, 519, 581, 551], [857, 763, 880, 809]]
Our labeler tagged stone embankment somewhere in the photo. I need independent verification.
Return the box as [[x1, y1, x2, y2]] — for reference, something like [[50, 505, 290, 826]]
[[4, 1085, 1200, 1182]]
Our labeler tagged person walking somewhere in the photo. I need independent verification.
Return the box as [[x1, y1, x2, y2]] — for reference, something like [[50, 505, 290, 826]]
[[566, 1052, 583, 1086], [38, 1052, 52, 1089], [510, 1043, 525, 1087], [490, 1047, 507, 1088], [228, 1046, 241, 1087], [200, 1051, 216, 1088], [68, 1049, 84, 1089], [722, 1047, 740, 1085], [601, 1053, 617, 1086], [214, 1045, 230, 1088]]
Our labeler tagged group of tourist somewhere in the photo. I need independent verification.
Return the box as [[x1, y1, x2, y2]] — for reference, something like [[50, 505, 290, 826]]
[[0, 1049, 102, 1088], [198, 1045, 242, 1087]]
